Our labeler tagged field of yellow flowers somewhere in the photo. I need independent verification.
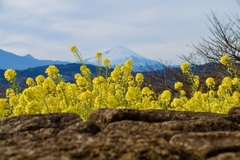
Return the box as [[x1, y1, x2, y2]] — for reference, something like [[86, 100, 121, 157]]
[[0, 46, 239, 120]]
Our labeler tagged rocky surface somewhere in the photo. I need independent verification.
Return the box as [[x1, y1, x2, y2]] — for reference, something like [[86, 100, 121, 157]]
[[0, 107, 239, 160]]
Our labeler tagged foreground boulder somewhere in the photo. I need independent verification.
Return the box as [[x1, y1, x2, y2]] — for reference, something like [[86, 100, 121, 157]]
[[0, 108, 239, 160]]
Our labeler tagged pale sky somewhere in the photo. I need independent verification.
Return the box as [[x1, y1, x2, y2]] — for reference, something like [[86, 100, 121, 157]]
[[0, 0, 239, 65]]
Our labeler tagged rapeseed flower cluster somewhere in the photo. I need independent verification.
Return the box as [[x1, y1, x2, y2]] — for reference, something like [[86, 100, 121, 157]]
[[220, 55, 231, 66], [180, 61, 200, 95], [170, 55, 240, 113], [0, 49, 239, 120], [4, 69, 17, 81], [180, 62, 191, 73], [220, 55, 239, 77], [206, 77, 215, 89]]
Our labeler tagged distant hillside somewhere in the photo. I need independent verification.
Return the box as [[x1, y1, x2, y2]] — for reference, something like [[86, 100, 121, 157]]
[[0, 63, 108, 84], [0, 49, 69, 70], [0, 47, 164, 72]]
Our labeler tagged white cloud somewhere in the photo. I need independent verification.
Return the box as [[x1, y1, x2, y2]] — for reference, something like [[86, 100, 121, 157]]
[[0, 0, 239, 64]]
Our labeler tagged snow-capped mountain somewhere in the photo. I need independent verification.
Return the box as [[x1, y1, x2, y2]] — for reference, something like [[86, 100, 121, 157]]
[[84, 46, 162, 72], [0, 49, 69, 70]]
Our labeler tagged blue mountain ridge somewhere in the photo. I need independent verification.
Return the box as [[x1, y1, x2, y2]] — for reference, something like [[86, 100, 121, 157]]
[[0, 46, 166, 71], [0, 49, 70, 70]]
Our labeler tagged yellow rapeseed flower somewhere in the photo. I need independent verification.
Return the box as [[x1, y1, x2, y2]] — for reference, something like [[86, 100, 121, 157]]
[[193, 76, 200, 86], [93, 76, 105, 85], [208, 90, 216, 98], [26, 78, 35, 87], [206, 77, 215, 88], [160, 90, 172, 100], [74, 73, 81, 80], [126, 87, 141, 102], [171, 98, 185, 109], [174, 82, 183, 90], [23, 87, 35, 102], [70, 45, 78, 54], [95, 52, 102, 59], [4, 69, 17, 81], [111, 65, 122, 82], [0, 99, 7, 118], [102, 58, 111, 67], [70, 45, 85, 64], [35, 75, 45, 85], [180, 62, 191, 73], [45, 65, 59, 77], [107, 94, 118, 107], [42, 77, 56, 91], [220, 55, 231, 66], [233, 91, 240, 99], [121, 60, 133, 74], [78, 90, 93, 101], [9, 96, 18, 107], [76, 75, 88, 87], [179, 90, 186, 96], [141, 87, 153, 96], [135, 73, 144, 84], [232, 78, 239, 85], [6, 88, 15, 98], [0, 99, 6, 109], [80, 65, 91, 78], [25, 101, 41, 114], [127, 75, 135, 86], [222, 77, 232, 87]]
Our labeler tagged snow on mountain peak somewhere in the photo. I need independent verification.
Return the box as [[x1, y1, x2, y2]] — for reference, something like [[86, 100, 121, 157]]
[[84, 46, 161, 72], [105, 45, 138, 56], [102, 45, 145, 63]]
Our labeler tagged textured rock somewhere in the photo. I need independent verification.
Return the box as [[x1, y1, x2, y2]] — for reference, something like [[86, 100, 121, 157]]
[[0, 108, 239, 159], [207, 152, 240, 160], [228, 106, 240, 115], [0, 113, 100, 160], [169, 131, 240, 159], [88, 108, 227, 129]]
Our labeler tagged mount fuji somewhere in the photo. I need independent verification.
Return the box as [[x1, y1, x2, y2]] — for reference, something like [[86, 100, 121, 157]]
[[84, 46, 162, 72]]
